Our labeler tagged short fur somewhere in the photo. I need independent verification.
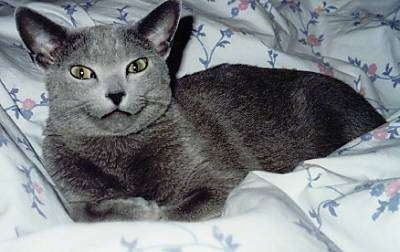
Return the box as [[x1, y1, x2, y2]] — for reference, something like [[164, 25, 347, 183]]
[[15, 0, 385, 221]]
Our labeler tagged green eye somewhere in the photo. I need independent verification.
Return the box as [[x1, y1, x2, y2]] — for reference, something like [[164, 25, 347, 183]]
[[70, 65, 96, 80], [127, 58, 148, 74]]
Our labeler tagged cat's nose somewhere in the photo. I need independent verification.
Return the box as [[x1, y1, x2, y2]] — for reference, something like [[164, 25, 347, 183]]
[[106, 91, 126, 106]]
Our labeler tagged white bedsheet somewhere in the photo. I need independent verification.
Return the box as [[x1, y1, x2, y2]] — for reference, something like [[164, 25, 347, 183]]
[[0, 0, 399, 251]]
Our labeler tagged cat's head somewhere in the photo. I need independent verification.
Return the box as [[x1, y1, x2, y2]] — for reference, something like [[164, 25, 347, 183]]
[[15, 0, 181, 136]]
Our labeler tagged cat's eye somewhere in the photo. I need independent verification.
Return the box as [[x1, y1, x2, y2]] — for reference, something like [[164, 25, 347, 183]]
[[127, 58, 148, 74], [70, 65, 96, 80]]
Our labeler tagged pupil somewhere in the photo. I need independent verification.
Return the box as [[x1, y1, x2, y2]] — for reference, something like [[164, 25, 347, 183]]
[[79, 69, 84, 78]]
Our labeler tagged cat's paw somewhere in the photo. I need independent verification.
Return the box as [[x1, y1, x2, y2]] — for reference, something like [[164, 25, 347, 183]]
[[87, 197, 164, 221]]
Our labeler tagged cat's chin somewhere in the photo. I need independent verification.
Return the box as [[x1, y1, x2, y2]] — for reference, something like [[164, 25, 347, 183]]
[[101, 109, 133, 119], [94, 113, 135, 135], [79, 102, 170, 136]]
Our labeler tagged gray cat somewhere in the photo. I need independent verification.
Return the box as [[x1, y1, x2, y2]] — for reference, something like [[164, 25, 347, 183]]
[[15, 0, 385, 222]]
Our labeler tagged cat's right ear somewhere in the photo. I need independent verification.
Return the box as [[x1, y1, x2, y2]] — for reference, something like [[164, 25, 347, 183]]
[[15, 7, 67, 68], [133, 0, 181, 57]]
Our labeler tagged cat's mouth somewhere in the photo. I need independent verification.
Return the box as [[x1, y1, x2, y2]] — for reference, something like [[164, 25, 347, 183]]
[[101, 109, 132, 119]]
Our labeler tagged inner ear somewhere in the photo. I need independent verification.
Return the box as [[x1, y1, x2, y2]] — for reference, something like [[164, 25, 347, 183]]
[[134, 0, 181, 56], [15, 7, 67, 67]]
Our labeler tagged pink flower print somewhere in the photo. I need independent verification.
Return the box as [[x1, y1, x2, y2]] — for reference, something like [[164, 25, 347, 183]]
[[33, 182, 43, 194], [228, 26, 242, 33], [359, 87, 366, 97], [307, 34, 321, 46], [360, 12, 370, 24], [385, 180, 400, 198], [317, 62, 334, 77], [22, 98, 36, 110], [376, 122, 389, 130], [368, 63, 377, 75], [238, 0, 249, 11], [373, 127, 388, 140], [314, 5, 323, 14]]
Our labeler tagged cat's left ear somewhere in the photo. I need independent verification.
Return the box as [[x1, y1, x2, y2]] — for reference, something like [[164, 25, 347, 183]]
[[15, 7, 68, 67], [134, 0, 181, 57]]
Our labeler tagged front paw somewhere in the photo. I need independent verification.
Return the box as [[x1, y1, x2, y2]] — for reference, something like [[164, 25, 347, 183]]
[[86, 197, 164, 221]]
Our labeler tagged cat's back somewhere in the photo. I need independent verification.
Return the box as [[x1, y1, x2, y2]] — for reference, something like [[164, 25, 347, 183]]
[[174, 64, 306, 130], [174, 64, 385, 172], [173, 64, 381, 127], [174, 64, 365, 111]]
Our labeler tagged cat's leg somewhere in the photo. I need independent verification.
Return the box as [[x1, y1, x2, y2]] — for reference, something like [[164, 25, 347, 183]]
[[86, 197, 165, 221], [46, 156, 120, 222], [43, 137, 123, 222], [85, 169, 244, 221], [87, 185, 235, 221], [165, 188, 227, 221], [163, 168, 245, 221]]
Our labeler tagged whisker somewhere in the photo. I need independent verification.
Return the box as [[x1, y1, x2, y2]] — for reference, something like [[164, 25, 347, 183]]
[[145, 99, 167, 106], [49, 102, 91, 123]]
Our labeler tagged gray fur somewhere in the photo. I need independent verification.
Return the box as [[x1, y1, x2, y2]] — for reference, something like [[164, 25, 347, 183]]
[[16, 0, 385, 222]]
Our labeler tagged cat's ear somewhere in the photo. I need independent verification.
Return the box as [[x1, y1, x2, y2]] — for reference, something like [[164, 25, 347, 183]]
[[15, 7, 67, 67], [135, 0, 181, 57]]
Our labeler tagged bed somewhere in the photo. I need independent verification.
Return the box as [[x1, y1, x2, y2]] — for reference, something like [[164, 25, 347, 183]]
[[0, 0, 399, 251]]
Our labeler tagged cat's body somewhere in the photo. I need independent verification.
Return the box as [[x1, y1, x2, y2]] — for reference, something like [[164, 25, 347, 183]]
[[44, 97, 245, 221], [174, 64, 385, 173], [16, 1, 385, 222]]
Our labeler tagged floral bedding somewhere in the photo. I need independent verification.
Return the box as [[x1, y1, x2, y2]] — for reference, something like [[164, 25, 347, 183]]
[[0, 0, 399, 251]]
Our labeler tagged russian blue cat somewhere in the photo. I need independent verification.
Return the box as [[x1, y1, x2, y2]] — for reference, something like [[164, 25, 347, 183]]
[[15, 0, 385, 221]]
